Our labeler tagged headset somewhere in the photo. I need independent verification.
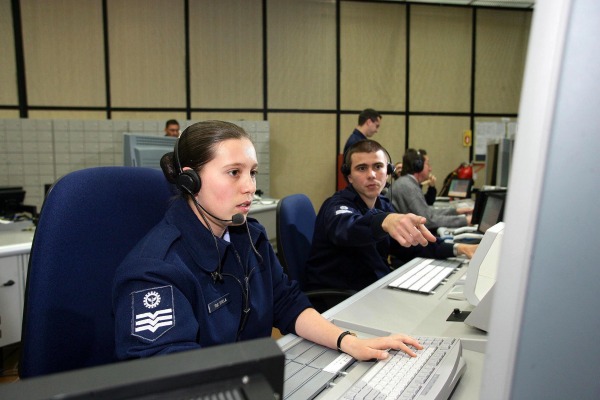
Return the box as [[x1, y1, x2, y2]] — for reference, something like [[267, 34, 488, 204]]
[[173, 138, 202, 195], [341, 140, 394, 178], [409, 149, 425, 173], [173, 138, 244, 225]]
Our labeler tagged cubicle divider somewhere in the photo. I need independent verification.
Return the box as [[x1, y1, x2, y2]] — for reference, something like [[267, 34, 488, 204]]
[[0, 119, 270, 212]]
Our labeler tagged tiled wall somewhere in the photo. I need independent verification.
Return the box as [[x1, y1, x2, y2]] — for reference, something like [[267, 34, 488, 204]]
[[0, 119, 270, 213]]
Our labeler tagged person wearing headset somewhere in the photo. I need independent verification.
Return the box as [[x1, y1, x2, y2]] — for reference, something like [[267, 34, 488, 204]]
[[388, 149, 472, 230], [305, 140, 477, 292], [113, 121, 427, 361]]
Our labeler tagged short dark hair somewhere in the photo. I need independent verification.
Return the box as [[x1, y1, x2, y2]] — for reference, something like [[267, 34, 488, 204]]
[[357, 109, 382, 126], [343, 139, 390, 175], [401, 148, 424, 175], [165, 119, 179, 128]]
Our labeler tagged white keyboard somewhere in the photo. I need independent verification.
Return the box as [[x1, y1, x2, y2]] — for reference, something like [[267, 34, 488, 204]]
[[341, 337, 464, 400], [283, 336, 465, 400], [387, 259, 462, 294]]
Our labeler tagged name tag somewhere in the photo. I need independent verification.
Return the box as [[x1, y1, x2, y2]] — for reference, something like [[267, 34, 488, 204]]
[[208, 293, 230, 314]]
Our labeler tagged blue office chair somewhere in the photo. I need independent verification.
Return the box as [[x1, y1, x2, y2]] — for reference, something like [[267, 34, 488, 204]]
[[276, 194, 354, 313], [19, 167, 176, 378]]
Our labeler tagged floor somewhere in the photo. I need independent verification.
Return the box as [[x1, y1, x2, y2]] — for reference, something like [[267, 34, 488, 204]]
[[0, 343, 20, 385]]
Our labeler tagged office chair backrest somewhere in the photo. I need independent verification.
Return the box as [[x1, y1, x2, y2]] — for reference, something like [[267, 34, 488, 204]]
[[19, 167, 175, 378], [276, 194, 316, 290]]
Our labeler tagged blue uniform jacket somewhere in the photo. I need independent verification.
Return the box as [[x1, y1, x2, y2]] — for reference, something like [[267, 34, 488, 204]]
[[343, 129, 367, 155], [305, 186, 454, 292], [113, 198, 311, 360]]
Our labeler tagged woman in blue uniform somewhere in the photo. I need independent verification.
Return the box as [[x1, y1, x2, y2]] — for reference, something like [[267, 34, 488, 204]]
[[113, 120, 426, 361]]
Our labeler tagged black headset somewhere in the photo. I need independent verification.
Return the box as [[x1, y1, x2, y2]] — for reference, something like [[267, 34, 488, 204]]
[[173, 138, 202, 195], [341, 141, 394, 177], [409, 149, 425, 173]]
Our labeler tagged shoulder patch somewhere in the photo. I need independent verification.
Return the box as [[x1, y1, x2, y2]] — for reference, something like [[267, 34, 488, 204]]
[[335, 205, 354, 215], [131, 285, 175, 341]]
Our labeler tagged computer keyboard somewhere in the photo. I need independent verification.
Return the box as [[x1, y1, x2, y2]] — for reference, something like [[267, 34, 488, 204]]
[[387, 259, 462, 294], [283, 336, 465, 400]]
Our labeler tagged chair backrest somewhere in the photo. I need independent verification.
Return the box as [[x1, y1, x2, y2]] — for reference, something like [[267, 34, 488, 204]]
[[19, 167, 175, 378], [276, 194, 316, 290]]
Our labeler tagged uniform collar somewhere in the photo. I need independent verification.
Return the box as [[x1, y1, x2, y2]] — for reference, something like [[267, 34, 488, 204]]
[[166, 198, 266, 273], [341, 185, 389, 212]]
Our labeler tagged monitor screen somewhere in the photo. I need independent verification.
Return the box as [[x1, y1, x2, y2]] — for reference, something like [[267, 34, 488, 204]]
[[478, 192, 506, 233], [447, 178, 472, 198], [464, 222, 505, 307], [0, 337, 284, 399], [123, 133, 177, 169], [0, 187, 26, 217], [471, 189, 507, 225]]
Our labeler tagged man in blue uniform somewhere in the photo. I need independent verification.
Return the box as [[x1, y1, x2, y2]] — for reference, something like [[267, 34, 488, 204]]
[[306, 140, 476, 292], [342, 108, 382, 155]]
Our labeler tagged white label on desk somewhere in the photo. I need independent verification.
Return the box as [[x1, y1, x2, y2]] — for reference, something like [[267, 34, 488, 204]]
[[323, 353, 354, 374]]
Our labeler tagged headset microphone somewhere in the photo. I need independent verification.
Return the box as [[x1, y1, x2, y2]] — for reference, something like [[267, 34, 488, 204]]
[[231, 213, 246, 225]]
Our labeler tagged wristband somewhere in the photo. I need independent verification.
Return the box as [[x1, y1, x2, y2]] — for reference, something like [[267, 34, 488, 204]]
[[336, 330, 357, 352]]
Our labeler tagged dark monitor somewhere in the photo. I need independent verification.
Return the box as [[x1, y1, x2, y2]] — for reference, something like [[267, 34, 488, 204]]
[[471, 189, 507, 226], [0, 187, 26, 216], [485, 139, 514, 187], [485, 142, 499, 186], [123, 133, 177, 169], [478, 192, 506, 233], [0, 337, 284, 399], [447, 178, 472, 199]]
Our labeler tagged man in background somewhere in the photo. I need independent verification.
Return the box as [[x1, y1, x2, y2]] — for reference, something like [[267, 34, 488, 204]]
[[342, 108, 382, 155], [388, 149, 472, 230], [164, 119, 180, 137]]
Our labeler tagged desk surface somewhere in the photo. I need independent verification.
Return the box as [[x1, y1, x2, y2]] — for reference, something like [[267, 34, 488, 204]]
[[0, 227, 35, 256], [278, 257, 486, 399]]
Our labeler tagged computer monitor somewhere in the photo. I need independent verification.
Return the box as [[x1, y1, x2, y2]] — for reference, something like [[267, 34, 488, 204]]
[[485, 138, 514, 187], [0, 337, 284, 399], [464, 222, 505, 307], [447, 178, 472, 199], [470, 188, 507, 226], [477, 192, 506, 234], [0, 186, 26, 217], [123, 133, 177, 169]]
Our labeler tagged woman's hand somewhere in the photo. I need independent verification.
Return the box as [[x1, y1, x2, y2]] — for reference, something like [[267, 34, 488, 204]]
[[339, 333, 423, 361]]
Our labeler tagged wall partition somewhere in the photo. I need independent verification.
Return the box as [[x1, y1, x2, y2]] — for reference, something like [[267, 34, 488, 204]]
[[1, 0, 531, 209]]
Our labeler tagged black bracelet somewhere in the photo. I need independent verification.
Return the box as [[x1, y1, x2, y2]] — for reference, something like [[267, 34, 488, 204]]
[[336, 330, 356, 353]]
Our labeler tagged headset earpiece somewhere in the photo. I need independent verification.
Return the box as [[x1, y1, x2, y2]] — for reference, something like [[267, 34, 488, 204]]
[[386, 163, 394, 175], [412, 151, 424, 173], [176, 170, 201, 195], [174, 138, 202, 195], [341, 163, 351, 177]]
